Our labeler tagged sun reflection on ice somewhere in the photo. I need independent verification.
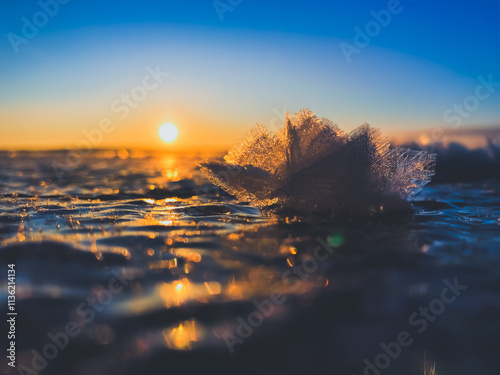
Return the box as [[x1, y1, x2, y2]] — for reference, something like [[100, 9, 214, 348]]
[[155, 278, 222, 308], [162, 319, 204, 350]]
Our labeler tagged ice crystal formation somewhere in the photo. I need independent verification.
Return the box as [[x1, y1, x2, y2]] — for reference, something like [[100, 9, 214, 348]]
[[200, 109, 436, 216]]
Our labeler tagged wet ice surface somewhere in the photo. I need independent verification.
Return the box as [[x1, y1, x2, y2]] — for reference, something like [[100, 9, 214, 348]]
[[0, 151, 499, 375]]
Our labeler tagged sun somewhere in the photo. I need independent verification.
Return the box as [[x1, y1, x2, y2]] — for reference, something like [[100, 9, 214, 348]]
[[159, 123, 178, 143]]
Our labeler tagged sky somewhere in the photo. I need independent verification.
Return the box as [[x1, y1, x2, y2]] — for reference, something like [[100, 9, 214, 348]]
[[0, 0, 499, 150]]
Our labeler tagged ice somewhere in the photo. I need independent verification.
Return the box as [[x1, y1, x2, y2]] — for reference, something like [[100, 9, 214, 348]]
[[200, 109, 436, 216]]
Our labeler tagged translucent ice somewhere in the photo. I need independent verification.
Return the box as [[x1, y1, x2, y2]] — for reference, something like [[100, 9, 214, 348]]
[[200, 109, 436, 216]]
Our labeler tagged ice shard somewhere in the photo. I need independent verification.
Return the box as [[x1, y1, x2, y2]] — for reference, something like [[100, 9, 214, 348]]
[[200, 109, 436, 216]]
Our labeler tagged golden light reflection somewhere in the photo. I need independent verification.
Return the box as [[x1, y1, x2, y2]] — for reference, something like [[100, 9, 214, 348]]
[[156, 278, 209, 307], [224, 267, 323, 302], [184, 262, 194, 274], [424, 363, 436, 375], [162, 319, 203, 350], [119, 295, 159, 316], [423, 351, 437, 375], [148, 258, 178, 270], [417, 134, 434, 147], [204, 281, 222, 295], [226, 278, 246, 300], [17, 222, 25, 242], [117, 149, 129, 160], [171, 248, 202, 263], [162, 169, 179, 179], [155, 278, 223, 308], [110, 247, 131, 260], [227, 233, 243, 241]]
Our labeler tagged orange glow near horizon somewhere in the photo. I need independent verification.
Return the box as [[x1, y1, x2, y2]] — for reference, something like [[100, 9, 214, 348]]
[[1, 99, 496, 151], [0, 107, 238, 152]]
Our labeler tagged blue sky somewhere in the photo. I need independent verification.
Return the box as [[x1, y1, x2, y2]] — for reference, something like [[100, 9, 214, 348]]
[[1, 0, 499, 149]]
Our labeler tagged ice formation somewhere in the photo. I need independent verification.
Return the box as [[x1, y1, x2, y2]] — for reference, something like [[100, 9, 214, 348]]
[[200, 109, 436, 216]]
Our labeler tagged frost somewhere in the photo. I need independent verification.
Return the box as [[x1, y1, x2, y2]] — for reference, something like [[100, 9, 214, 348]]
[[200, 109, 436, 216]]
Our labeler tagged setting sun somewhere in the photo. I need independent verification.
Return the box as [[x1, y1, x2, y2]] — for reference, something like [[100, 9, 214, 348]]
[[159, 123, 179, 143]]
